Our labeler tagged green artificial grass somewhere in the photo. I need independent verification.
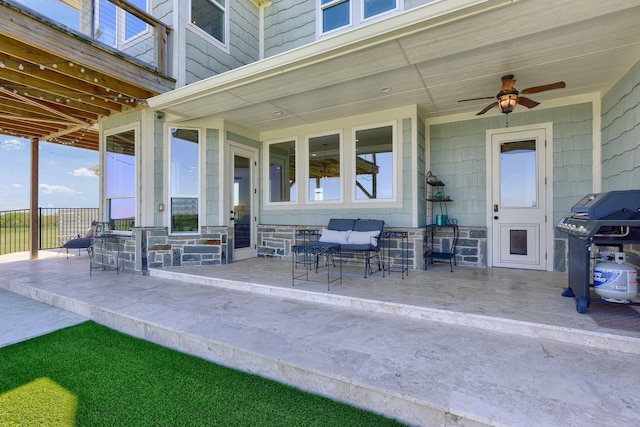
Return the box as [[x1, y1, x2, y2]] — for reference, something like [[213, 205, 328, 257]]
[[0, 321, 406, 426]]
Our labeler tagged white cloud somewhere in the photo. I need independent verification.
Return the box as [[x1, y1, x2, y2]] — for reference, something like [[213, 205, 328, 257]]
[[11, 183, 22, 188], [70, 167, 98, 177], [1, 138, 27, 151], [39, 183, 80, 195]]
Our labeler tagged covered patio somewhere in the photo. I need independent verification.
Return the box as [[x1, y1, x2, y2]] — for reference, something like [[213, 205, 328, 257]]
[[1, 252, 639, 425]]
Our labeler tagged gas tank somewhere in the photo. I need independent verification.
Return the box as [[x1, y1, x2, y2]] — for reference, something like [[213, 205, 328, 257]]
[[593, 253, 638, 302]]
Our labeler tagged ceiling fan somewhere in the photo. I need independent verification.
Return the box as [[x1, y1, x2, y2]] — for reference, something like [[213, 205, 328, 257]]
[[459, 74, 566, 115]]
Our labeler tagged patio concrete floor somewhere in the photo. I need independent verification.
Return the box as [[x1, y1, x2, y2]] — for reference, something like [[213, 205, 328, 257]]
[[1, 251, 639, 426]]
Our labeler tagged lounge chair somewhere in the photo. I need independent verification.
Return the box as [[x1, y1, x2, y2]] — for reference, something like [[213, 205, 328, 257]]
[[62, 226, 93, 258]]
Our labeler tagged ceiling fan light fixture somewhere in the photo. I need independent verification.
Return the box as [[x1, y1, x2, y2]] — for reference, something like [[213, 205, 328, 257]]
[[498, 91, 518, 114]]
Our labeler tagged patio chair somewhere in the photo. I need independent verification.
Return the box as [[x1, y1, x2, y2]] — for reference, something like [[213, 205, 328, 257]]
[[61, 225, 94, 259]]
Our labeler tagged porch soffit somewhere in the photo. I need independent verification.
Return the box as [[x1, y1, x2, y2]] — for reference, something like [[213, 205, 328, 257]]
[[0, 0, 175, 151], [150, 0, 640, 133]]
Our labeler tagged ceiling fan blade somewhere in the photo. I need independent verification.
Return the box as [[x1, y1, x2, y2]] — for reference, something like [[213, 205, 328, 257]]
[[517, 96, 540, 109], [521, 81, 566, 95], [476, 102, 498, 115], [458, 96, 494, 102]]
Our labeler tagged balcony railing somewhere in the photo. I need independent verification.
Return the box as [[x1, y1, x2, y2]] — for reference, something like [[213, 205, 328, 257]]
[[9, 0, 171, 75], [0, 208, 99, 255]]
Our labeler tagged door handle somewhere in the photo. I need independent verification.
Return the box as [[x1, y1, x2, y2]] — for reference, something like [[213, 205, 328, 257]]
[[494, 216, 499, 220]]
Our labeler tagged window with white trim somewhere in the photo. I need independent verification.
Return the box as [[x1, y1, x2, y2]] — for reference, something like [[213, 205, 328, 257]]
[[106, 128, 136, 232], [170, 128, 200, 233], [268, 140, 297, 203], [321, 0, 399, 34], [354, 124, 394, 200], [191, 0, 226, 44], [308, 133, 341, 201]]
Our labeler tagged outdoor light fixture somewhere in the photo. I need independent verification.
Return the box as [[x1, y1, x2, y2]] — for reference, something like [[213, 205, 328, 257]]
[[497, 91, 518, 114]]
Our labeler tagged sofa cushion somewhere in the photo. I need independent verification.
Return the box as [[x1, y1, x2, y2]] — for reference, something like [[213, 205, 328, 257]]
[[353, 219, 385, 233], [327, 218, 356, 231], [347, 230, 380, 247], [319, 228, 351, 244], [63, 237, 92, 249]]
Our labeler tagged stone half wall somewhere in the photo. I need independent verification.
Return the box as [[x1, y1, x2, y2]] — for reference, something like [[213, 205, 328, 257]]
[[115, 226, 230, 274], [424, 226, 487, 269], [107, 224, 487, 274], [257, 224, 477, 271]]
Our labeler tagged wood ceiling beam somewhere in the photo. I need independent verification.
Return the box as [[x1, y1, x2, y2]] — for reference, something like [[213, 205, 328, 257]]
[[0, 118, 52, 136], [0, 95, 101, 122], [0, 34, 157, 100], [41, 124, 96, 142], [0, 86, 87, 125], [0, 115, 74, 134], [0, 93, 105, 120], [0, 63, 125, 113], [0, 113, 78, 126]]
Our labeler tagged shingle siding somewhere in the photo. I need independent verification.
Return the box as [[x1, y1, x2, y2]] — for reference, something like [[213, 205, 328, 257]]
[[264, 0, 316, 58], [430, 103, 592, 228], [601, 59, 640, 192], [185, 2, 259, 84]]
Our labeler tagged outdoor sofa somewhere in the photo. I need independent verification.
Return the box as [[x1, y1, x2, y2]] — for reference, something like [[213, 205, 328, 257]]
[[317, 218, 385, 277]]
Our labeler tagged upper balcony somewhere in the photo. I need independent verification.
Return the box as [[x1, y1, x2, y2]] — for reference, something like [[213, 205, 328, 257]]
[[0, 0, 175, 151]]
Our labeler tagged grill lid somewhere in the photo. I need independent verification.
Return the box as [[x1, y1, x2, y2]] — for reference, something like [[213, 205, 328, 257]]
[[571, 190, 640, 220]]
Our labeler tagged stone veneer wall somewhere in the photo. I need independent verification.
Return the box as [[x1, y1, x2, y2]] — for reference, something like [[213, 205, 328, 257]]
[[258, 225, 458, 270], [425, 226, 487, 269], [115, 226, 230, 274], [98, 225, 487, 275]]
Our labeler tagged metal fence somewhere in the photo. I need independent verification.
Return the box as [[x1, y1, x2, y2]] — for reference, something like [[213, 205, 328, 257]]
[[0, 208, 99, 256]]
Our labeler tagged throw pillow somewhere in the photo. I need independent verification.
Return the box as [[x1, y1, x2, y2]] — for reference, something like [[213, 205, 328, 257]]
[[319, 228, 351, 244], [347, 230, 380, 247]]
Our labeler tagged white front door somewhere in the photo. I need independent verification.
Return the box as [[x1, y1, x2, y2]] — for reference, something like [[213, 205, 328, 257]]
[[228, 144, 258, 261], [489, 125, 551, 270]]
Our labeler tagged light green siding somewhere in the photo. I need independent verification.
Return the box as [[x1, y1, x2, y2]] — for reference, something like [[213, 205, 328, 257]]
[[552, 103, 593, 224], [264, 0, 315, 58], [601, 59, 640, 192], [185, 3, 259, 83], [430, 103, 593, 227], [263, 0, 441, 58]]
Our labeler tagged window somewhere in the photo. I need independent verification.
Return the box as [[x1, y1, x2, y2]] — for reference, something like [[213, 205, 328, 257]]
[[308, 133, 341, 201], [354, 125, 394, 200], [96, 0, 148, 48], [106, 129, 136, 232], [363, 0, 397, 19], [170, 128, 200, 233], [268, 140, 297, 203], [191, 0, 226, 44], [321, 0, 398, 34], [321, 0, 351, 33]]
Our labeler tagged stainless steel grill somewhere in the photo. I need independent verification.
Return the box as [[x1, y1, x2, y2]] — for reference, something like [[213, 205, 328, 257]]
[[556, 190, 640, 313]]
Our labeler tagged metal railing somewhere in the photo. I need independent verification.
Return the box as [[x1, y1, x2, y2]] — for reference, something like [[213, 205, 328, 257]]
[[0, 208, 99, 255]]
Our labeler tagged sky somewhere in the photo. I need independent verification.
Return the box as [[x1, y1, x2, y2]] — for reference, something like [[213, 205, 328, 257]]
[[0, 136, 99, 211], [0, 1, 94, 212]]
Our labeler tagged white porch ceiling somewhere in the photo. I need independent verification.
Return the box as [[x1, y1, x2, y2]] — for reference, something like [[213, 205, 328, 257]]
[[149, 0, 640, 132]]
